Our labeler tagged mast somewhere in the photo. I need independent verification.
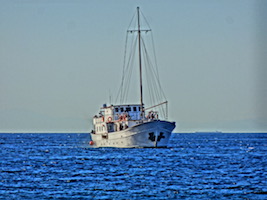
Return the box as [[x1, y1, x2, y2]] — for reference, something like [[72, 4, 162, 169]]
[[137, 7, 144, 119]]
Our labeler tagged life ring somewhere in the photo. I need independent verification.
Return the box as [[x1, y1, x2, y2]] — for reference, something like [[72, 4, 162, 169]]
[[108, 117, 112, 122]]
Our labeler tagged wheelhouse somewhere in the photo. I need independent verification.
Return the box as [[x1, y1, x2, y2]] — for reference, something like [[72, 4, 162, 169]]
[[92, 104, 143, 134]]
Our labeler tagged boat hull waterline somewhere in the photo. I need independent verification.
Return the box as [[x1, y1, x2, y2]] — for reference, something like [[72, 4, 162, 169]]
[[90, 120, 175, 148]]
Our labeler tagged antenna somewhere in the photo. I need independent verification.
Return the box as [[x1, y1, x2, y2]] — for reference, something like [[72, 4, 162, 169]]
[[109, 89, 112, 105]]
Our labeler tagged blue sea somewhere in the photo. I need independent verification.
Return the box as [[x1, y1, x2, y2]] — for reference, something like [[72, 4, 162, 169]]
[[0, 133, 266, 199]]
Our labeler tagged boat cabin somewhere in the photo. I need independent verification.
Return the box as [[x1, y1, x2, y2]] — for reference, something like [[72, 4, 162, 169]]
[[92, 104, 158, 134]]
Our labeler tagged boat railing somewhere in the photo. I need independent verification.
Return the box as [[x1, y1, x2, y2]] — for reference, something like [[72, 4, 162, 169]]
[[112, 113, 141, 121], [94, 112, 144, 124]]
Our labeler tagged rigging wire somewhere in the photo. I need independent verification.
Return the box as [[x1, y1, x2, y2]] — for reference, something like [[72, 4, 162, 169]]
[[122, 37, 137, 103], [140, 9, 167, 102], [141, 36, 167, 119], [115, 8, 168, 119], [116, 33, 129, 104], [116, 11, 137, 104]]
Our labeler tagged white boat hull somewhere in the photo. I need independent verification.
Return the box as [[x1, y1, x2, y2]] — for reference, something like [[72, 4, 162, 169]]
[[90, 120, 175, 148]]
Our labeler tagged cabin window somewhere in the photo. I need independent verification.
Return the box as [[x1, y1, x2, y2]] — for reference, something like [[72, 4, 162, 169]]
[[115, 108, 119, 112], [133, 107, 137, 111], [139, 107, 141, 111], [120, 108, 124, 112], [126, 107, 131, 112]]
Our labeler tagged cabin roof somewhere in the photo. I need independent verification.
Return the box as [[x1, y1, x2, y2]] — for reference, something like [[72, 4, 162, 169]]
[[101, 104, 141, 109]]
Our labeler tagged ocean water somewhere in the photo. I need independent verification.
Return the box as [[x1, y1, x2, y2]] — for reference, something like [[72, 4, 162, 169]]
[[0, 133, 266, 200]]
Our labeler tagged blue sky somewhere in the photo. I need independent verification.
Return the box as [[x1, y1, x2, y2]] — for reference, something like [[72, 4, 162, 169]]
[[1, 0, 266, 132]]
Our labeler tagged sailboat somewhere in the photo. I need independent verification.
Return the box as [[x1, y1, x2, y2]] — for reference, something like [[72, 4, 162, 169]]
[[89, 7, 176, 148]]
